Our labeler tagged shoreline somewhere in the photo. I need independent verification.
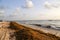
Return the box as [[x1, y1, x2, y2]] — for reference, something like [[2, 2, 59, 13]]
[[17, 22, 60, 37], [12, 22, 60, 40], [0, 21, 60, 40]]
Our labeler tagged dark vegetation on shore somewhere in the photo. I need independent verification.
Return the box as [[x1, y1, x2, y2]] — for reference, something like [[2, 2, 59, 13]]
[[9, 22, 60, 40]]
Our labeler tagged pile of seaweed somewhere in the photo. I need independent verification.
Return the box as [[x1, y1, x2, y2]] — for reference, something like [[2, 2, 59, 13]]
[[10, 22, 60, 40]]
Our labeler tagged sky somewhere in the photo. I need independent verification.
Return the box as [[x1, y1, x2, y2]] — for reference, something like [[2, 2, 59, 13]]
[[0, 0, 60, 20]]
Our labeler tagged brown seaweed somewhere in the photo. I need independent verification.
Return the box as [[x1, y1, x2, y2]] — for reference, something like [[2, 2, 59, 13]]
[[10, 22, 60, 40]]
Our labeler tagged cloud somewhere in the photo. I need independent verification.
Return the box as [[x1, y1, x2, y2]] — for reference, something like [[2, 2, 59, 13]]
[[7, 7, 22, 20], [45, 8, 60, 20], [43, 1, 60, 20], [44, 1, 52, 9], [0, 6, 6, 20], [25, 0, 34, 8], [0, 7, 5, 15], [12, 7, 21, 16], [0, 10, 5, 13], [44, 1, 60, 9], [0, 6, 5, 13]]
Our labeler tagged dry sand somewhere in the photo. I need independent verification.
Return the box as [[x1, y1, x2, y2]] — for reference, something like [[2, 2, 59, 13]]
[[17, 22, 60, 37], [0, 21, 60, 40], [10, 22, 60, 40]]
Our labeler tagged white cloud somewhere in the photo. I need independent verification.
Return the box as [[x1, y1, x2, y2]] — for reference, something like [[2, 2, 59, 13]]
[[25, 0, 34, 8], [44, 1, 52, 9], [7, 7, 23, 20], [8, 8, 20, 17], [0, 6, 5, 13], [44, 7, 60, 20], [13, 7, 21, 15], [0, 7, 6, 20], [44, 1, 60, 9], [0, 10, 5, 13], [44, 0, 60, 20]]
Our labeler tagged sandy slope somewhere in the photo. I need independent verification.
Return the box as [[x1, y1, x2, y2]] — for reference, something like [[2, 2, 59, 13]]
[[19, 23, 60, 37], [10, 22, 60, 40]]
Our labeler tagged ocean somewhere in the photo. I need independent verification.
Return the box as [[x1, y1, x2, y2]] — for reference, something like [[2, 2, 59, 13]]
[[18, 20, 60, 25], [17, 20, 60, 29]]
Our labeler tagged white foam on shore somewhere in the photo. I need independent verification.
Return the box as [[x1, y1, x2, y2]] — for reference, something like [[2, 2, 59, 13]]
[[17, 22, 60, 37]]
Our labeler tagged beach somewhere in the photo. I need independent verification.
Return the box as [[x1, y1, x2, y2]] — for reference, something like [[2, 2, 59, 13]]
[[11, 22, 60, 40], [17, 22, 60, 37], [0, 21, 60, 40]]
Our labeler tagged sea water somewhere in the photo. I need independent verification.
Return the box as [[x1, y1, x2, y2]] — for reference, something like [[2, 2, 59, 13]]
[[17, 20, 60, 30], [18, 20, 60, 25]]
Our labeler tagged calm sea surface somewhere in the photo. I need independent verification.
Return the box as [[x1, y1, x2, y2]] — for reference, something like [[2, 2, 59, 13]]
[[18, 20, 60, 25]]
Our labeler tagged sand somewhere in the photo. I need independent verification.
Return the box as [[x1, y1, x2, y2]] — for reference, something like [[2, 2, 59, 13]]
[[10, 22, 60, 40], [0, 21, 60, 40]]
